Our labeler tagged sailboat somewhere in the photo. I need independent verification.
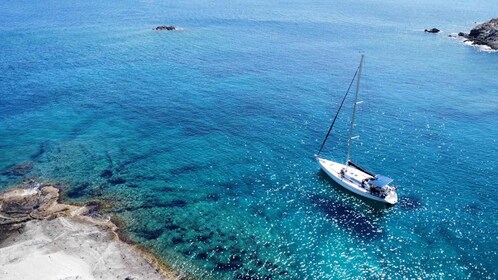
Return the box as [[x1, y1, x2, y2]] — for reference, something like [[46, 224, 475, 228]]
[[315, 55, 398, 205]]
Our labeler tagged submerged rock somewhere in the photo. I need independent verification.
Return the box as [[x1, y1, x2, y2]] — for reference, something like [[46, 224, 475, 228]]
[[424, 28, 440, 33], [108, 177, 127, 185], [460, 18, 498, 50], [100, 169, 113, 178], [1, 162, 33, 176], [154, 25, 176, 31]]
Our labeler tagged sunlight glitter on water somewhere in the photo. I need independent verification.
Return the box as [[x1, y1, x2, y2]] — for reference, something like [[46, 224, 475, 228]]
[[1, 0, 498, 279]]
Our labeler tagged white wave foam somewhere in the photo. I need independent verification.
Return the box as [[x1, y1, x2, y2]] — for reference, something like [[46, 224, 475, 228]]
[[463, 40, 497, 53]]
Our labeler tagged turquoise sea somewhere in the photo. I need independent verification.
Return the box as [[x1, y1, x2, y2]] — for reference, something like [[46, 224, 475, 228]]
[[1, 0, 497, 279]]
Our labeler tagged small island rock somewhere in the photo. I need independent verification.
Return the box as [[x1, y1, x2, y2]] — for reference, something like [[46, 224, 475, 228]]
[[154, 25, 176, 31], [461, 18, 498, 50], [424, 28, 440, 33]]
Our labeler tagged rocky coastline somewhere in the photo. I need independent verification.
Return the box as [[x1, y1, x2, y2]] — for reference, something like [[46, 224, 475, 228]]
[[0, 181, 179, 280], [459, 18, 498, 50]]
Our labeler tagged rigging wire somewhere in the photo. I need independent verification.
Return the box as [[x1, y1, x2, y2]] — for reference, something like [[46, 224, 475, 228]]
[[316, 66, 360, 157]]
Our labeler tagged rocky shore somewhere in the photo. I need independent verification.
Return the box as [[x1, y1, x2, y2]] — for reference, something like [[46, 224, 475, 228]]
[[459, 18, 498, 50], [0, 181, 179, 280]]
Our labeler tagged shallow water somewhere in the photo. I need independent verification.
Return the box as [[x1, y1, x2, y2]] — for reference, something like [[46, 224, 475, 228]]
[[1, 0, 497, 279]]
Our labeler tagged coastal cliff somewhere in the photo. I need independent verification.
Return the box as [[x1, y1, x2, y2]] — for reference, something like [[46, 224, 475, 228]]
[[460, 18, 498, 50], [0, 182, 178, 280]]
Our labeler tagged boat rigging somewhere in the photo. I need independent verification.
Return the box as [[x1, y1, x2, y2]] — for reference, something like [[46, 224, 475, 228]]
[[315, 55, 398, 205]]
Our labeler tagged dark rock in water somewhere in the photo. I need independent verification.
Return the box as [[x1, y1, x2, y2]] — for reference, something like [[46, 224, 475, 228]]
[[139, 228, 163, 240], [100, 169, 113, 178], [30, 143, 46, 160], [167, 199, 187, 208], [196, 234, 211, 242], [212, 245, 227, 253], [215, 255, 243, 271], [165, 223, 181, 230], [279, 270, 289, 276], [461, 18, 498, 50], [160, 186, 176, 192], [425, 28, 440, 33], [171, 236, 184, 244], [458, 32, 466, 37], [154, 25, 176, 31], [66, 182, 90, 199], [1, 162, 33, 176], [196, 252, 208, 260], [170, 164, 205, 176], [108, 177, 126, 185]]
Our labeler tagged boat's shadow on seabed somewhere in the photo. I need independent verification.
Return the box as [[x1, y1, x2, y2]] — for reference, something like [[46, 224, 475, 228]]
[[308, 170, 402, 241]]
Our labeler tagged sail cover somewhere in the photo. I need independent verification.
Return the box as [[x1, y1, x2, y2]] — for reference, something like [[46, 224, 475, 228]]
[[347, 161, 375, 177], [369, 175, 393, 187]]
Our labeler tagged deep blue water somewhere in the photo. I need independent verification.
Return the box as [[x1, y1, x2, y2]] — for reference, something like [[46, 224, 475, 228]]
[[1, 0, 497, 279]]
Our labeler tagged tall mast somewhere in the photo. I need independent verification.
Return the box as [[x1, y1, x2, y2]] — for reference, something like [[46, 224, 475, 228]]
[[346, 54, 364, 164]]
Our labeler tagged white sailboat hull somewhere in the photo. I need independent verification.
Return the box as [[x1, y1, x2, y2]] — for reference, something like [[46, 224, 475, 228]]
[[317, 157, 398, 205]]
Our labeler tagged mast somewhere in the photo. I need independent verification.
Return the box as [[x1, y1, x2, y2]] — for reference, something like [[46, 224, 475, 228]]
[[316, 68, 359, 157], [346, 54, 364, 164]]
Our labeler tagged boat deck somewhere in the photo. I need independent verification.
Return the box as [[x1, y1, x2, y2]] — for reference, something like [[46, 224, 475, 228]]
[[317, 157, 398, 204]]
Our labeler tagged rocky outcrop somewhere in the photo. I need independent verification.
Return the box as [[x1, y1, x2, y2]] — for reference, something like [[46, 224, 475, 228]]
[[425, 28, 440, 33], [154, 26, 176, 31], [0, 181, 178, 279], [0, 181, 92, 239], [459, 18, 498, 50]]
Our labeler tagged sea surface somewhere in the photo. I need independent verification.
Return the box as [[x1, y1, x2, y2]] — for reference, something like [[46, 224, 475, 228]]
[[1, 0, 497, 279]]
